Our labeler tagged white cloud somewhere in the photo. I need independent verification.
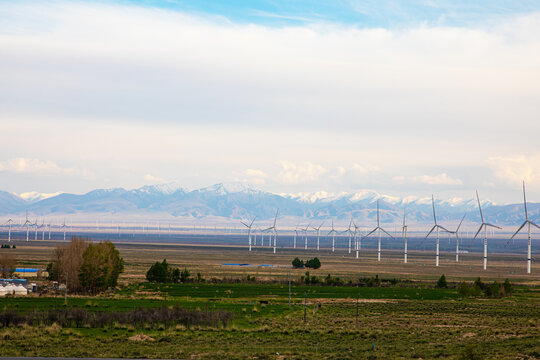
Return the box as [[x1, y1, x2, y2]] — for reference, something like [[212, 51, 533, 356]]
[[144, 173, 166, 183], [244, 169, 268, 178], [413, 173, 463, 185], [0, 158, 93, 179], [488, 154, 540, 188], [393, 175, 405, 182], [278, 162, 328, 184]]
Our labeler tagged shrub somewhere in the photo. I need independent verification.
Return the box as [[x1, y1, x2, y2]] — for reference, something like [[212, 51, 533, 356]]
[[437, 274, 448, 288], [305, 257, 321, 269], [292, 257, 304, 268]]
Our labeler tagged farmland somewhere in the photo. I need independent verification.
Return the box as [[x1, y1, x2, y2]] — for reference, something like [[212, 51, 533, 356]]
[[0, 241, 539, 359]]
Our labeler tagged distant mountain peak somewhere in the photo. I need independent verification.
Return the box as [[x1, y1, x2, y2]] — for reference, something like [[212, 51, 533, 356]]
[[18, 191, 63, 202]]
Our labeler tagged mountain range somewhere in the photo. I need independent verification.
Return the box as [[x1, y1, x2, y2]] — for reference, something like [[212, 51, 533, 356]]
[[0, 183, 538, 226]]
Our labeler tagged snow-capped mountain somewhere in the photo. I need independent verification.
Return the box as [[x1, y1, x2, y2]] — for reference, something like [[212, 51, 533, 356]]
[[0, 183, 537, 225]]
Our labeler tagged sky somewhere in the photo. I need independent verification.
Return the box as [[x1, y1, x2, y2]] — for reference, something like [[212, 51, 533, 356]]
[[1, 0, 539, 204]]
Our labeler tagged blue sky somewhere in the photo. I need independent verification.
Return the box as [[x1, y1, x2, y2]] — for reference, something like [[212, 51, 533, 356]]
[[116, 0, 540, 27], [0, 0, 539, 203]]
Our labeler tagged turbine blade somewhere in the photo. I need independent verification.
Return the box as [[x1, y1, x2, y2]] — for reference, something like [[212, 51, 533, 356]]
[[456, 213, 466, 232], [424, 225, 436, 239], [485, 223, 502, 230], [380, 228, 394, 239], [473, 224, 483, 239], [506, 221, 527, 246], [240, 221, 249, 227], [432, 195, 437, 225], [377, 200, 380, 226], [523, 180, 528, 220], [476, 190, 484, 223], [364, 228, 378, 238], [438, 225, 451, 233], [530, 221, 540, 230]]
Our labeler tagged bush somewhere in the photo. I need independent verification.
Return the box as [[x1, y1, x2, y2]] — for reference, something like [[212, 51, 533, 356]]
[[305, 257, 321, 269], [146, 259, 190, 283], [292, 257, 304, 268], [437, 274, 448, 288]]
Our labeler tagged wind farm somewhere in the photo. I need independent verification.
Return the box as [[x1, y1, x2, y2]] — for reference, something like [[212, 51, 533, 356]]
[[1, 0, 540, 358]]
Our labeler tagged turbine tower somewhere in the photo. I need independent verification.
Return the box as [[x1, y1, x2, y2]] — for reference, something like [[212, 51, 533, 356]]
[[293, 225, 300, 249], [448, 214, 466, 262], [402, 210, 408, 263], [34, 219, 39, 241], [24, 211, 32, 241], [472, 191, 501, 271], [6, 219, 13, 242], [241, 216, 256, 251], [61, 218, 67, 241], [311, 222, 324, 251], [327, 219, 337, 252], [353, 221, 360, 258], [342, 218, 353, 254], [420, 195, 450, 267], [302, 224, 310, 250], [363, 200, 394, 261], [263, 209, 279, 253], [507, 181, 539, 274]]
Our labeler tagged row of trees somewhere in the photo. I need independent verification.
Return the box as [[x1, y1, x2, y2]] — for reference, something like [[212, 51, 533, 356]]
[[146, 259, 191, 283], [47, 236, 124, 293], [292, 257, 321, 269]]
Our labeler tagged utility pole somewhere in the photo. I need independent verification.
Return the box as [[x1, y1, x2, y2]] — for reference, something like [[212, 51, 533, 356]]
[[288, 272, 292, 309], [304, 292, 307, 323]]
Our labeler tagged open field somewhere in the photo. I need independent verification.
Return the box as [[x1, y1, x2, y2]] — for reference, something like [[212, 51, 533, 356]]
[[1, 239, 539, 359]]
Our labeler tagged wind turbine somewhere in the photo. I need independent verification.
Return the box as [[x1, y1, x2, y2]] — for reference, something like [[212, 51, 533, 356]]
[[293, 224, 300, 249], [34, 219, 39, 241], [363, 200, 394, 261], [60, 218, 67, 241], [40, 220, 46, 240], [352, 221, 360, 258], [448, 214, 466, 262], [302, 224, 310, 250], [24, 211, 32, 241], [241, 217, 256, 251], [507, 181, 539, 274], [311, 222, 324, 251], [401, 210, 408, 263], [420, 195, 450, 267], [471, 191, 501, 271], [263, 209, 279, 253], [6, 219, 13, 242], [327, 219, 337, 252], [341, 218, 353, 254]]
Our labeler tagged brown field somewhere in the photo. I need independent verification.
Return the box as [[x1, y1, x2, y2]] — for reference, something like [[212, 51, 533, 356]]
[[8, 239, 540, 285]]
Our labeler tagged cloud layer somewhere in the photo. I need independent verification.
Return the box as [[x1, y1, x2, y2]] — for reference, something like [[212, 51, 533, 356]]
[[0, 2, 539, 203]]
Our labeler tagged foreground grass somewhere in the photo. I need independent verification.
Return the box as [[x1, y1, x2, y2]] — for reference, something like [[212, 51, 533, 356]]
[[1, 282, 539, 359]]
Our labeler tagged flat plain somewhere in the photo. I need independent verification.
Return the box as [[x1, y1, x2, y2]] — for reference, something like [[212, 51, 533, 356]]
[[1, 239, 539, 359]]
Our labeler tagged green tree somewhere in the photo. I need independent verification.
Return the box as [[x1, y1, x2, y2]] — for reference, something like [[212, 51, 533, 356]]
[[180, 268, 191, 282], [503, 278, 513, 295], [78, 241, 124, 293], [437, 274, 448, 288], [292, 257, 304, 268], [305, 257, 321, 269], [146, 259, 169, 283]]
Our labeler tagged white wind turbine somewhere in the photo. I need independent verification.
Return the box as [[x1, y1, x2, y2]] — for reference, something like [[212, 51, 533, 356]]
[[293, 224, 300, 249], [311, 222, 324, 251], [263, 209, 279, 253], [33, 218, 39, 241], [39, 220, 46, 240], [507, 181, 539, 274], [327, 219, 337, 252], [241, 217, 256, 251], [6, 219, 13, 242], [420, 195, 451, 267], [448, 214, 466, 262], [302, 224, 310, 250], [352, 221, 360, 258], [60, 218, 67, 241], [363, 200, 394, 261], [471, 191, 501, 271], [401, 210, 408, 263], [24, 211, 32, 241], [341, 218, 353, 254]]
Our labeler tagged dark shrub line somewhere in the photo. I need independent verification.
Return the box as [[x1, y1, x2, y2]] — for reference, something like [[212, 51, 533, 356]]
[[0, 306, 233, 329]]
